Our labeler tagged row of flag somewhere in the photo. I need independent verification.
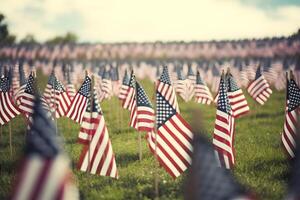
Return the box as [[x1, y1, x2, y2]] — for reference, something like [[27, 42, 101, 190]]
[[1, 60, 300, 199]]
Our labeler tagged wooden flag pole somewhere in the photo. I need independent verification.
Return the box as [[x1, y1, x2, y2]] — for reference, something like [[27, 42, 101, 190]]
[[9, 122, 12, 157], [153, 81, 159, 199], [87, 72, 93, 173]]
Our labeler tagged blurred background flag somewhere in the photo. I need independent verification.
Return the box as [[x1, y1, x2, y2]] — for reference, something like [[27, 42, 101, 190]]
[[247, 66, 272, 105], [227, 71, 250, 118], [194, 71, 213, 105], [10, 97, 79, 200], [186, 135, 251, 200]]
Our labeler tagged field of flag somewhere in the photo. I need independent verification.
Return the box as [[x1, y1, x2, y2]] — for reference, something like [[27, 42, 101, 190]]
[[0, 69, 289, 199]]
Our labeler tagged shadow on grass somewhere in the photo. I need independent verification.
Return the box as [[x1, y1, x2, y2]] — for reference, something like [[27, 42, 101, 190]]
[[116, 153, 139, 167]]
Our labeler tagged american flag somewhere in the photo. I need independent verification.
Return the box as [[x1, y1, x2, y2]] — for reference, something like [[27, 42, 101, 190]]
[[15, 64, 27, 104], [0, 76, 20, 125], [11, 98, 79, 200], [186, 135, 251, 200], [18, 73, 36, 116], [65, 66, 76, 101], [122, 71, 136, 110], [77, 88, 118, 178], [174, 68, 188, 102], [194, 71, 213, 105], [227, 72, 250, 118], [247, 66, 272, 105], [99, 69, 113, 102], [213, 73, 235, 169], [157, 66, 179, 112], [281, 73, 300, 158], [66, 76, 91, 124], [44, 72, 71, 118], [146, 84, 193, 178], [118, 69, 130, 101], [129, 81, 155, 131]]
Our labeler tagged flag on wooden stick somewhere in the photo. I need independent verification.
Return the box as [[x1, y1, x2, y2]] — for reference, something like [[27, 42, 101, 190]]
[[247, 66, 272, 105], [213, 73, 236, 169], [77, 87, 118, 178], [194, 71, 213, 105], [66, 75, 91, 124], [11, 97, 79, 200], [281, 71, 300, 158]]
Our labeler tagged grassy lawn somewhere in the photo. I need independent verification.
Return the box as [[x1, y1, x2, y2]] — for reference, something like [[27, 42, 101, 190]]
[[0, 70, 289, 199]]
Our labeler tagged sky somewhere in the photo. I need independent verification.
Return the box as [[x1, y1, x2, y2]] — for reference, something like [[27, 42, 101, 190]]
[[1, 0, 300, 42]]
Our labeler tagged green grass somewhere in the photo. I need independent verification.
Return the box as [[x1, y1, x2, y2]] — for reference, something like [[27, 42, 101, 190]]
[[0, 71, 290, 199]]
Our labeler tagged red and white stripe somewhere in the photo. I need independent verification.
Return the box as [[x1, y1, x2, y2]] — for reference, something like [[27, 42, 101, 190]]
[[228, 89, 250, 118], [19, 92, 35, 116], [157, 81, 179, 113], [0, 92, 20, 125], [118, 84, 129, 100], [11, 155, 79, 200], [247, 76, 272, 105], [146, 114, 193, 178], [281, 108, 298, 158], [122, 86, 135, 110], [77, 114, 118, 178], [99, 79, 113, 102], [66, 84, 76, 101], [66, 93, 88, 124], [194, 84, 213, 105], [212, 110, 235, 169]]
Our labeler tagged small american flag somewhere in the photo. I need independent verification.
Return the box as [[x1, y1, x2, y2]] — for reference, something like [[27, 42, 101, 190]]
[[281, 73, 300, 158], [44, 72, 71, 118], [0, 76, 20, 125], [65, 66, 76, 101], [11, 98, 79, 200], [213, 73, 235, 169], [247, 66, 272, 105], [118, 69, 130, 100], [122, 71, 136, 110], [15, 64, 27, 104], [18, 73, 36, 116], [99, 69, 113, 102], [194, 71, 213, 105], [77, 88, 118, 178], [227, 72, 250, 118], [146, 85, 193, 178], [157, 66, 179, 112], [67, 76, 91, 124], [130, 81, 155, 132]]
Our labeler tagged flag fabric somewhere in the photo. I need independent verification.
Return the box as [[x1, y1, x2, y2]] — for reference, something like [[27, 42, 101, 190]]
[[15, 64, 27, 104], [227, 73, 250, 118], [129, 82, 155, 131], [212, 74, 236, 169], [99, 69, 113, 102], [146, 86, 193, 178], [156, 66, 179, 112], [118, 69, 130, 101], [44, 72, 71, 118], [65, 67, 76, 101], [66, 76, 91, 124], [122, 71, 136, 110], [247, 66, 272, 105], [186, 135, 251, 200], [10, 98, 79, 200], [174, 68, 187, 101], [18, 73, 36, 116], [0, 76, 20, 125], [281, 75, 300, 158], [194, 71, 213, 105], [77, 88, 118, 178]]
